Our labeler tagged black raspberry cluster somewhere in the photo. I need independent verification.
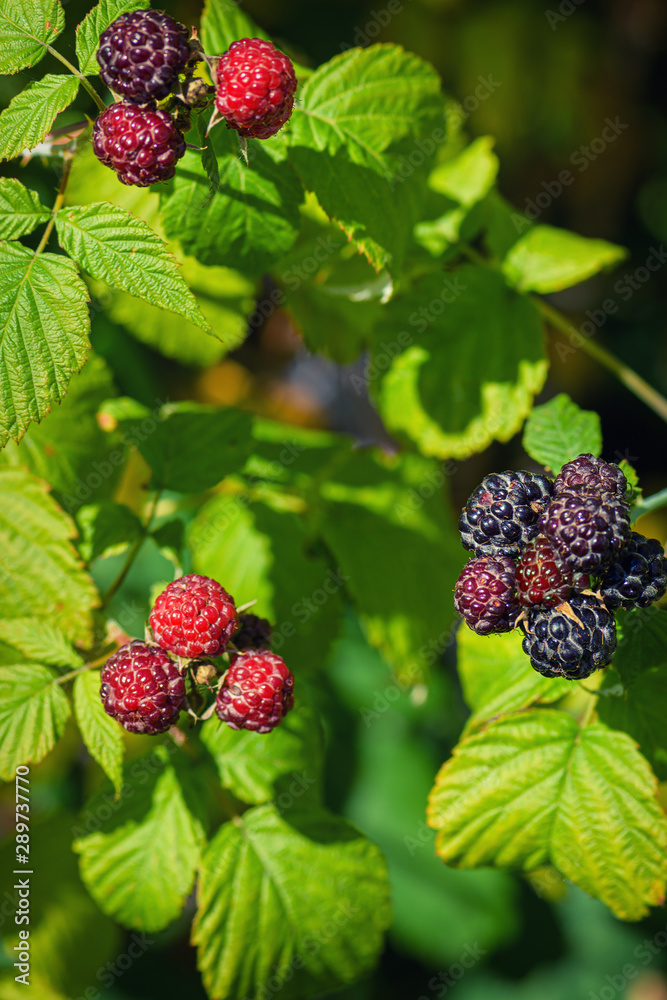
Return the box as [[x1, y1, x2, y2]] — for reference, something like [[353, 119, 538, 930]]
[[454, 455, 666, 680], [92, 9, 297, 187], [100, 574, 294, 736]]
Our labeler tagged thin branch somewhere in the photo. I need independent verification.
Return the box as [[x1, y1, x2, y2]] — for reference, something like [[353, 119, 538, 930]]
[[631, 487, 667, 524], [101, 490, 163, 608], [35, 153, 73, 255], [45, 44, 107, 113]]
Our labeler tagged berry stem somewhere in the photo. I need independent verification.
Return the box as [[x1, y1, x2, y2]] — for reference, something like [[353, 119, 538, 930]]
[[45, 44, 107, 113], [630, 487, 667, 524], [461, 245, 667, 425], [55, 652, 110, 686], [35, 153, 74, 255], [101, 489, 162, 608]]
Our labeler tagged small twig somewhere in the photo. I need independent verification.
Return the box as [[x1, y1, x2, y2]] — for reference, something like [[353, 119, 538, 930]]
[[35, 154, 74, 255], [55, 652, 109, 685], [101, 489, 163, 608], [45, 44, 107, 113]]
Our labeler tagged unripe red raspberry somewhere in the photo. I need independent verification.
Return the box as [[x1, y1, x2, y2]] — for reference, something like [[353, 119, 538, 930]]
[[100, 640, 185, 734], [454, 556, 520, 635], [96, 10, 190, 104], [515, 535, 574, 608], [92, 101, 186, 187], [215, 649, 294, 733], [215, 38, 297, 140], [149, 574, 238, 659]]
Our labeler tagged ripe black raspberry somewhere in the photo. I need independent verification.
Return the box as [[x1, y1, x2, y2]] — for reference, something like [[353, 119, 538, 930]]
[[149, 574, 238, 658], [599, 532, 667, 610], [100, 640, 185, 734], [459, 471, 553, 559], [521, 593, 617, 680], [516, 535, 573, 608], [454, 556, 520, 635], [553, 453, 628, 501], [92, 102, 186, 187], [540, 490, 630, 573], [215, 38, 297, 140], [215, 649, 295, 733], [96, 10, 190, 104], [233, 612, 273, 650]]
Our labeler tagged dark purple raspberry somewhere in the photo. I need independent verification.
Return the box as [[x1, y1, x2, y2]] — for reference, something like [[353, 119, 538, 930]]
[[516, 535, 574, 608], [521, 593, 617, 680], [92, 102, 186, 187], [96, 10, 190, 104], [554, 454, 628, 501], [459, 471, 553, 559], [215, 38, 297, 140], [233, 612, 273, 651], [454, 556, 520, 635], [149, 574, 238, 659], [599, 532, 667, 610], [540, 490, 630, 574], [215, 649, 295, 733], [100, 640, 185, 734]]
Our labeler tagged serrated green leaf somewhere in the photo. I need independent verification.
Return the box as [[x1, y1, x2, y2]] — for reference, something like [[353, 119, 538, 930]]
[[374, 264, 548, 460], [200, 694, 323, 804], [160, 124, 303, 276], [427, 710, 667, 921], [74, 669, 124, 795], [75, 0, 149, 75], [102, 398, 253, 493], [6, 352, 124, 503], [522, 393, 602, 473], [0, 74, 79, 162], [74, 747, 208, 931], [288, 44, 446, 271], [0, 664, 71, 779], [0, 242, 91, 447], [200, 0, 269, 51], [502, 225, 627, 293], [0, 0, 65, 74], [456, 628, 571, 732], [0, 468, 98, 642], [76, 501, 141, 562], [55, 203, 211, 332], [0, 618, 81, 669], [0, 177, 49, 239], [316, 450, 462, 684], [193, 803, 391, 1000]]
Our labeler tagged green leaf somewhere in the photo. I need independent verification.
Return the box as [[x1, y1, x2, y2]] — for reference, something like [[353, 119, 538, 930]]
[[150, 518, 184, 569], [427, 710, 667, 921], [288, 44, 446, 271], [0, 242, 91, 448], [0, 664, 71, 779], [0, 0, 65, 74], [102, 398, 253, 493], [76, 0, 149, 75], [456, 628, 571, 733], [200, 693, 323, 804], [0, 177, 49, 239], [189, 490, 344, 675], [317, 450, 463, 684], [0, 74, 79, 161], [0, 618, 81, 669], [76, 501, 141, 562], [200, 0, 269, 50], [0, 468, 98, 642], [55, 203, 211, 331], [74, 747, 208, 931], [522, 393, 602, 474], [374, 264, 548, 460], [160, 125, 303, 276], [193, 804, 391, 1000], [598, 609, 667, 778], [6, 352, 124, 503], [502, 224, 627, 293], [74, 669, 124, 795], [89, 256, 255, 367]]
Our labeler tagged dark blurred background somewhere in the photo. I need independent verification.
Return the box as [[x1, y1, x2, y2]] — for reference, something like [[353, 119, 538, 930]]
[[2, 1, 667, 998]]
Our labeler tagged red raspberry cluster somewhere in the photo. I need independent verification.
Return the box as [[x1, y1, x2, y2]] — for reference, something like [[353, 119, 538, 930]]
[[454, 454, 665, 680], [100, 575, 294, 735], [92, 10, 297, 187]]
